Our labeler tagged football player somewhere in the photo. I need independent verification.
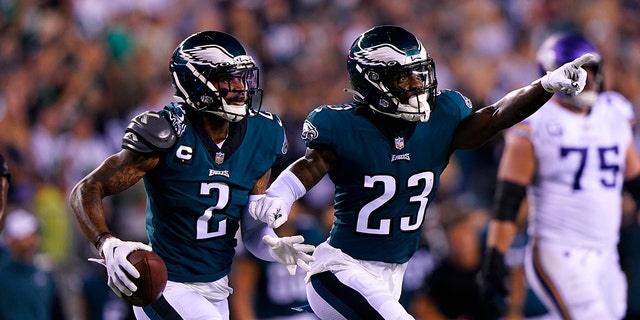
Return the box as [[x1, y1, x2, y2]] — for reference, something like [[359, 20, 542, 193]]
[[247, 25, 594, 319], [69, 31, 315, 319], [481, 32, 640, 319]]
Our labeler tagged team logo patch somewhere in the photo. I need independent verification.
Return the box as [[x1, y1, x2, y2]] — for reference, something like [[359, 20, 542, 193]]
[[391, 153, 411, 162], [353, 44, 425, 66], [215, 152, 225, 165], [395, 137, 405, 150], [182, 44, 233, 66], [301, 120, 319, 141], [168, 110, 186, 136], [209, 169, 230, 178], [181, 44, 255, 69], [462, 94, 473, 109], [546, 122, 563, 136], [282, 137, 289, 155]]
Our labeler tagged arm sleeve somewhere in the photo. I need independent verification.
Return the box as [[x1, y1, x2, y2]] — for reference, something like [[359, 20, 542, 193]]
[[240, 195, 276, 262], [492, 179, 527, 221]]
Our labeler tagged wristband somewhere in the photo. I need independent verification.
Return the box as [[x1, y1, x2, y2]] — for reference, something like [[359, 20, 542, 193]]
[[266, 170, 306, 206], [248, 194, 266, 202], [492, 180, 526, 222], [538, 73, 555, 93], [94, 231, 112, 248]]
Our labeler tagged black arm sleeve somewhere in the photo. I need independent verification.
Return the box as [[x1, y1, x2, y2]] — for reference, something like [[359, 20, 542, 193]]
[[122, 111, 177, 153], [624, 174, 640, 209], [492, 179, 526, 221]]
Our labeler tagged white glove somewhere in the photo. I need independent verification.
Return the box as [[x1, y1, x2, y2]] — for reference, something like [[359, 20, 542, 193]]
[[249, 196, 290, 229], [540, 53, 594, 96], [263, 235, 315, 275], [92, 237, 152, 297], [249, 171, 306, 228]]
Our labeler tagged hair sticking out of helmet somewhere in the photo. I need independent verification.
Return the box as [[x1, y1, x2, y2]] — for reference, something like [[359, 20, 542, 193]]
[[169, 31, 263, 122], [536, 32, 603, 109], [346, 25, 437, 122]]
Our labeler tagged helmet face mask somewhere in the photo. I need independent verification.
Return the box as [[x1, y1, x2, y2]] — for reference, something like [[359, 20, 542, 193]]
[[382, 61, 434, 103], [170, 31, 263, 122], [347, 25, 437, 122], [536, 32, 603, 109]]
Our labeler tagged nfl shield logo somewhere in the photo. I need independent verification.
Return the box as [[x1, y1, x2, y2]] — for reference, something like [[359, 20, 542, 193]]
[[215, 152, 225, 165], [394, 137, 405, 150]]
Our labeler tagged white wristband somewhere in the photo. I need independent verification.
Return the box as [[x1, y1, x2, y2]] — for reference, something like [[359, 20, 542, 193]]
[[248, 194, 266, 202], [539, 73, 555, 93], [267, 170, 306, 206]]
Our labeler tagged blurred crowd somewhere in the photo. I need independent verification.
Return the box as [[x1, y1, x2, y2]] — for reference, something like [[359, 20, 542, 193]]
[[1, 0, 639, 319]]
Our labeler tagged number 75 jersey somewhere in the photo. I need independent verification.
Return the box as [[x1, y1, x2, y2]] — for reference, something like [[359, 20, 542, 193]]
[[302, 90, 473, 264], [523, 92, 634, 248]]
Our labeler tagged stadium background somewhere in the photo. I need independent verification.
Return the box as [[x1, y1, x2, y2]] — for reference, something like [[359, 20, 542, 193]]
[[0, 0, 639, 319]]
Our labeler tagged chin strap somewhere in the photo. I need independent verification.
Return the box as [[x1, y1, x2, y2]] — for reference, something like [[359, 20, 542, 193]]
[[401, 93, 431, 122], [344, 88, 431, 122], [205, 104, 246, 122]]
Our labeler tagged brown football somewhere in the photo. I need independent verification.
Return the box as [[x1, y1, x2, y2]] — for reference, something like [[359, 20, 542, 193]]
[[123, 250, 168, 306]]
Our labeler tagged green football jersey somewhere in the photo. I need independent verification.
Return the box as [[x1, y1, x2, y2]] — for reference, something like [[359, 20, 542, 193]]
[[138, 103, 287, 282], [302, 90, 472, 263]]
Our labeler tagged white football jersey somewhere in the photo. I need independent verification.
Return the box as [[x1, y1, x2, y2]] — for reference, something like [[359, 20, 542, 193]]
[[523, 93, 634, 248]]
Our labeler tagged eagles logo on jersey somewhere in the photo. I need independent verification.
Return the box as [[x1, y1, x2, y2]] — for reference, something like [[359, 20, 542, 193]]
[[167, 105, 187, 136], [301, 120, 319, 141]]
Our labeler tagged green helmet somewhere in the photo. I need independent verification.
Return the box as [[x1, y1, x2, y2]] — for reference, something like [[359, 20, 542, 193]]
[[169, 31, 262, 121], [347, 25, 437, 122]]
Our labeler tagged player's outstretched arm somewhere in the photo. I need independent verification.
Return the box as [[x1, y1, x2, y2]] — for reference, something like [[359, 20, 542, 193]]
[[452, 54, 594, 150]]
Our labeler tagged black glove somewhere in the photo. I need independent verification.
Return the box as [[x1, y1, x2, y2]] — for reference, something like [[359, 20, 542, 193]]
[[477, 247, 508, 319]]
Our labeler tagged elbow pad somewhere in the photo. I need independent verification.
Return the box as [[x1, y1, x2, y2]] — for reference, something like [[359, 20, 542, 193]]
[[122, 111, 177, 153], [492, 179, 526, 222]]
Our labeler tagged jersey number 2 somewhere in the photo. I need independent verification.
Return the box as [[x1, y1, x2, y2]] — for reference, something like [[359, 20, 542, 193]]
[[197, 182, 230, 239]]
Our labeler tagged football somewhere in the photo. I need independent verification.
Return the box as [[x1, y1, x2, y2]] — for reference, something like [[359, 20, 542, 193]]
[[123, 250, 168, 306]]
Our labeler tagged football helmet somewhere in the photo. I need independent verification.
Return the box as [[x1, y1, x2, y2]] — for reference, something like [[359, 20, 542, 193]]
[[346, 25, 437, 122], [169, 31, 262, 121], [536, 32, 603, 109]]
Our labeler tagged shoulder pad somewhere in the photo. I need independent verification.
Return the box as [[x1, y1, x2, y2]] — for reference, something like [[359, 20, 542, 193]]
[[122, 111, 176, 153]]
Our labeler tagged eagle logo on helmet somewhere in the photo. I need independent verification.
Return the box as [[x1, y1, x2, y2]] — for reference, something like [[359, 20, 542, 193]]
[[181, 44, 235, 67], [353, 44, 426, 66]]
